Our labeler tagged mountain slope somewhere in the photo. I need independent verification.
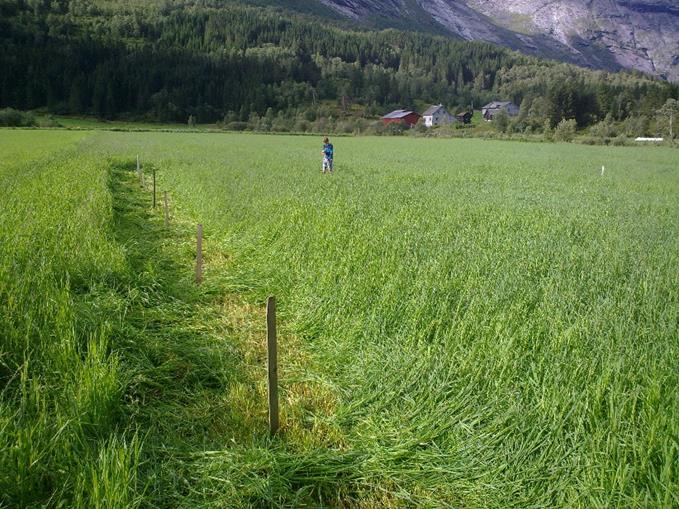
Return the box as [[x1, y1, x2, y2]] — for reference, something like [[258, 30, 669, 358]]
[[1, 0, 675, 125], [304, 0, 678, 80]]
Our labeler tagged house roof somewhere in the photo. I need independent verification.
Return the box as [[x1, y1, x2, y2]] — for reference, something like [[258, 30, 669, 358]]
[[382, 109, 417, 119], [422, 104, 445, 116], [483, 101, 514, 109]]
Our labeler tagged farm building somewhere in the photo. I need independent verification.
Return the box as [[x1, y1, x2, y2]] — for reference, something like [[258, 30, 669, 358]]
[[482, 101, 519, 120], [382, 109, 421, 127], [422, 104, 456, 127], [455, 111, 474, 124]]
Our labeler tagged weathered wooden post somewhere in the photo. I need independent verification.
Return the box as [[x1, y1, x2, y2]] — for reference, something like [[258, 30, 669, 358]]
[[163, 191, 169, 227], [152, 167, 156, 208], [195, 224, 203, 284], [266, 296, 279, 435]]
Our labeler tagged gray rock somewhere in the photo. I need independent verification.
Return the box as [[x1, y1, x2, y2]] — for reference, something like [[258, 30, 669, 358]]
[[315, 0, 679, 80]]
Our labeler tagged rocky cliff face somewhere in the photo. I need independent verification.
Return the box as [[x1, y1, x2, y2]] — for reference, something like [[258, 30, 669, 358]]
[[316, 0, 679, 80]]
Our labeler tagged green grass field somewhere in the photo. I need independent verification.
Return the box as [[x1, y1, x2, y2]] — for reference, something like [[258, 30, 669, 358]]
[[1, 130, 677, 508]]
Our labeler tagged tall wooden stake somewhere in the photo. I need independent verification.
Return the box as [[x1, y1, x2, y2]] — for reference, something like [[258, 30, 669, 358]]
[[195, 224, 203, 284], [152, 167, 156, 208], [163, 191, 169, 227], [266, 296, 279, 435]]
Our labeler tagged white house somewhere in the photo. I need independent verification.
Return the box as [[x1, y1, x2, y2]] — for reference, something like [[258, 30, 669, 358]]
[[422, 104, 456, 127]]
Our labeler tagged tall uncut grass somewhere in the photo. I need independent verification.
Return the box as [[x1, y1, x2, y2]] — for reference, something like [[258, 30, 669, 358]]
[[1, 130, 677, 507], [106, 133, 677, 507], [0, 133, 141, 508]]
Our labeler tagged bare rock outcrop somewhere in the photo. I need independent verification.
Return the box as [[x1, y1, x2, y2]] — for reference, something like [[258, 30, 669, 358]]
[[316, 0, 679, 80]]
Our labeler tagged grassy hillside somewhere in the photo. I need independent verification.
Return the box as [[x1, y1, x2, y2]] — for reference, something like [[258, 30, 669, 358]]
[[1, 130, 677, 507]]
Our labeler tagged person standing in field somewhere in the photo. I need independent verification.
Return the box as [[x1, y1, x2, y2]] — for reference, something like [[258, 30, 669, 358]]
[[321, 137, 334, 174]]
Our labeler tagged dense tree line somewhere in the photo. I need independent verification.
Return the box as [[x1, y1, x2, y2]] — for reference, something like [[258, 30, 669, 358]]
[[1, 0, 677, 128]]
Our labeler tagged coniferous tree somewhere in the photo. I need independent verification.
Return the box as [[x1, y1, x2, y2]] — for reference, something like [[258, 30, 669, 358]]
[[0, 0, 675, 125]]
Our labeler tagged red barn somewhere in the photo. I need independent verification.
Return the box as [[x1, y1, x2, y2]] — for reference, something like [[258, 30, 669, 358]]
[[381, 109, 421, 127]]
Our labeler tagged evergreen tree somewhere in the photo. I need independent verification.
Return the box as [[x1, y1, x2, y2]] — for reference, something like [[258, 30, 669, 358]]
[[0, 0, 675, 125]]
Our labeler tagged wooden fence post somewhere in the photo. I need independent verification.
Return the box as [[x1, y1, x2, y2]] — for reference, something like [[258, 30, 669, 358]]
[[163, 191, 169, 227], [195, 224, 203, 284], [266, 296, 279, 435]]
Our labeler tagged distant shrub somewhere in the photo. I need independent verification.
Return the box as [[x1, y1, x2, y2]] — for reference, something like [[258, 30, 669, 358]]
[[292, 119, 310, 132], [335, 120, 355, 134], [542, 119, 554, 140], [222, 111, 239, 124], [577, 136, 600, 146], [311, 116, 328, 133], [481, 130, 501, 140], [589, 119, 617, 138], [351, 118, 369, 135], [386, 121, 407, 135], [35, 115, 61, 128], [554, 119, 577, 142], [0, 108, 36, 127], [226, 121, 248, 131], [366, 121, 386, 136], [623, 115, 650, 137], [493, 110, 509, 133], [271, 117, 291, 132], [577, 136, 634, 147], [411, 119, 427, 135], [611, 136, 631, 146], [435, 124, 457, 137]]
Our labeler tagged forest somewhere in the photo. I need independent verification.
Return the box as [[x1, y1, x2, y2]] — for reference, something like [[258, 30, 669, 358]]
[[1, 0, 677, 131]]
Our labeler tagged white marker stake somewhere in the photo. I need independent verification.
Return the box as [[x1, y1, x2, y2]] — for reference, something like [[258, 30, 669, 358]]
[[601, 166, 605, 176]]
